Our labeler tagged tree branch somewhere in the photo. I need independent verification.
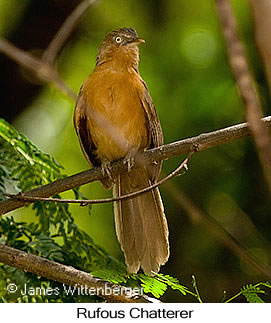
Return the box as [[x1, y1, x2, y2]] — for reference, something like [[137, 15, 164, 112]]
[[215, 0, 271, 193], [1, 116, 271, 215], [42, 0, 99, 66], [0, 38, 76, 100], [4, 153, 193, 205], [249, 0, 271, 93], [0, 244, 152, 303]]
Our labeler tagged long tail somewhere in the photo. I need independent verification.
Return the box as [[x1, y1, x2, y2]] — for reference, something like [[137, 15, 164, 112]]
[[113, 167, 169, 274]]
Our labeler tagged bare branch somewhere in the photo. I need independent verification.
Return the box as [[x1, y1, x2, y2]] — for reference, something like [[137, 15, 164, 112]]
[[249, 0, 271, 92], [0, 38, 76, 100], [0, 244, 153, 303], [215, 0, 271, 192], [42, 0, 99, 65], [4, 153, 194, 205], [1, 116, 271, 216]]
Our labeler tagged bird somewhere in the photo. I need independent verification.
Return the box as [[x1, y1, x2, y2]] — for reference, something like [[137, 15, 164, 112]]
[[74, 27, 169, 275]]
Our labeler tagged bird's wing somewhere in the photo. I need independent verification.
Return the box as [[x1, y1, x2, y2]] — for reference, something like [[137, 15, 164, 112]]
[[74, 88, 112, 189], [74, 91, 100, 168], [140, 80, 164, 182]]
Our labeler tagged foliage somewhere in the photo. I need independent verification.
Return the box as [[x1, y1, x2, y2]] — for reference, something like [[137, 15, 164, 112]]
[[0, 118, 192, 302], [225, 282, 271, 303], [1, 117, 271, 303], [0, 112, 271, 302], [241, 285, 265, 303], [1, 111, 271, 303], [90, 269, 191, 299]]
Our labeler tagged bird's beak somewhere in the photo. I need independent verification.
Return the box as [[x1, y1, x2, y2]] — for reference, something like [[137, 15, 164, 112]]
[[130, 38, 145, 45], [135, 38, 145, 44]]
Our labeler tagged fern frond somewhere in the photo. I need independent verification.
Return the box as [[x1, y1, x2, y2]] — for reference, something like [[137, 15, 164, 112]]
[[137, 274, 168, 298], [240, 284, 265, 303], [152, 272, 189, 295]]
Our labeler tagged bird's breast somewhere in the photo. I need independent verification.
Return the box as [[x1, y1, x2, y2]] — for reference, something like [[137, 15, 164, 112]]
[[82, 69, 150, 161]]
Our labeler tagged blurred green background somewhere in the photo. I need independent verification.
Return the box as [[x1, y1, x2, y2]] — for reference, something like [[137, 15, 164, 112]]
[[1, 0, 271, 302]]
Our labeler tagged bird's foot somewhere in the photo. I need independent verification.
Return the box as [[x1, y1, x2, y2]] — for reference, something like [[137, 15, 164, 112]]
[[101, 158, 114, 182], [123, 148, 137, 172]]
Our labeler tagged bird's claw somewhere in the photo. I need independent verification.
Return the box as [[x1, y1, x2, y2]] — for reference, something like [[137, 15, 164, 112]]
[[123, 149, 137, 172], [101, 159, 114, 182], [124, 156, 135, 172]]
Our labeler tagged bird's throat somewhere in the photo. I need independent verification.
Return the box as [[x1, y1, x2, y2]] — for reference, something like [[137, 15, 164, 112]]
[[97, 46, 140, 72]]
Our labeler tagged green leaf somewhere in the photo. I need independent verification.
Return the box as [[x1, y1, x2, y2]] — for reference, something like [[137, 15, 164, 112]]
[[242, 291, 264, 303], [137, 274, 168, 298], [241, 284, 265, 303], [152, 272, 189, 295]]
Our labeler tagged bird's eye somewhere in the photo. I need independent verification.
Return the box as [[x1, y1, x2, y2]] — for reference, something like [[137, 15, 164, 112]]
[[115, 36, 122, 43]]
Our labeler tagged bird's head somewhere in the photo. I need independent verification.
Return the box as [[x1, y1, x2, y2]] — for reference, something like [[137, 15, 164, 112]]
[[96, 27, 145, 68]]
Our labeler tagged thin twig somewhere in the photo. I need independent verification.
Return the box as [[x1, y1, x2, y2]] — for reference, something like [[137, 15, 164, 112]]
[[0, 38, 76, 100], [192, 275, 203, 303], [215, 0, 271, 193], [42, 0, 99, 65], [1, 116, 271, 215], [0, 244, 153, 303], [4, 153, 193, 205]]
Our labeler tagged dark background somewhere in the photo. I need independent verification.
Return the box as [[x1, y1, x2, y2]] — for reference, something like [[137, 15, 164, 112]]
[[1, 0, 270, 302]]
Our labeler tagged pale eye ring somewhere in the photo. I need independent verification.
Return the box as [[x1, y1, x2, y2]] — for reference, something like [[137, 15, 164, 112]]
[[115, 36, 122, 43]]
